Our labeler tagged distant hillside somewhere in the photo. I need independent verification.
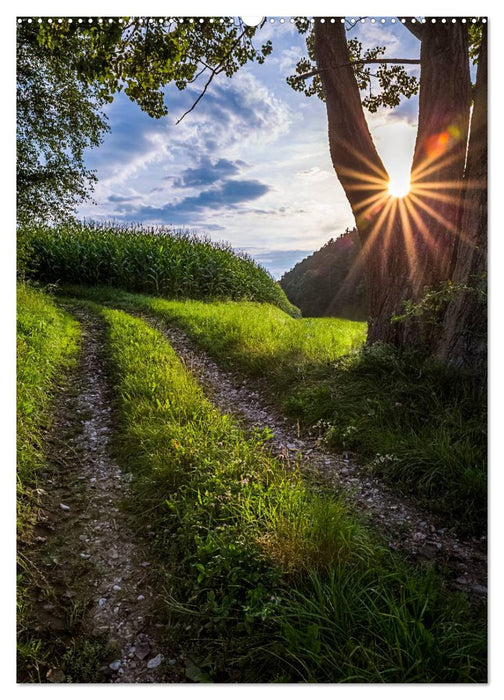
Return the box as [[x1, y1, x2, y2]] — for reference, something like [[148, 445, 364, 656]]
[[279, 228, 369, 320]]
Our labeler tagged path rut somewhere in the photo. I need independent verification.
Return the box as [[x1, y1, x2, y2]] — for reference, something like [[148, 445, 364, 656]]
[[34, 309, 183, 683]]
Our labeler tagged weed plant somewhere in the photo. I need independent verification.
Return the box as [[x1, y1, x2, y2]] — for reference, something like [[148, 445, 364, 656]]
[[100, 307, 486, 682], [19, 221, 299, 316]]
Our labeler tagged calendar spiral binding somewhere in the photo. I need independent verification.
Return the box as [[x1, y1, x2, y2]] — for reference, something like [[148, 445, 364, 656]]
[[16, 17, 488, 25]]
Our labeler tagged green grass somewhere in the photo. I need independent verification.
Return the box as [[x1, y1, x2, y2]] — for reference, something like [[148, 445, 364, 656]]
[[17, 282, 81, 680], [17, 282, 80, 537], [98, 305, 486, 682], [284, 343, 487, 533], [60, 285, 486, 534], [19, 221, 299, 316], [57, 285, 366, 379]]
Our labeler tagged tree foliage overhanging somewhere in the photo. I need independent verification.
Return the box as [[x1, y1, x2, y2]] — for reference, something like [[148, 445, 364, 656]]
[[17, 22, 109, 223], [16, 17, 273, 223]]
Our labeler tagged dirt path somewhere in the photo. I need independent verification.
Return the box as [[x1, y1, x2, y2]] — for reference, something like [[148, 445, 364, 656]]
[[31, 309, 183, 683], [143, 316, 487, 598]]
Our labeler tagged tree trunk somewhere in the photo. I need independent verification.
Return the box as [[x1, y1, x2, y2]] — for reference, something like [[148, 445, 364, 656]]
[[313, 19, 475, 353], [436, 28, 487, 371]]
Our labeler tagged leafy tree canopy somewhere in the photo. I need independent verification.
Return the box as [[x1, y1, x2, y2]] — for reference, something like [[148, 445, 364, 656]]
[[17, 21, 109, 223], [17, 17, 272, 222], [36, 17, 273, 119]]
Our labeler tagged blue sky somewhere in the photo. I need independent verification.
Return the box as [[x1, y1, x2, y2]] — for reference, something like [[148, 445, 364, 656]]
[[78, 18, 421, 278]]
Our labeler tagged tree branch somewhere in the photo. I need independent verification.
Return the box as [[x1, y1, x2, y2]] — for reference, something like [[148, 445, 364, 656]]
[[175, 69, 216, 124], [175, 25, 252, 124], [294, 58, 420, 82]]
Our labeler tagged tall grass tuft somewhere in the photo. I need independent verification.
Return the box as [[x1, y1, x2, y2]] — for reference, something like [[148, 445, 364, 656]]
[[18, 221, 299, 316]]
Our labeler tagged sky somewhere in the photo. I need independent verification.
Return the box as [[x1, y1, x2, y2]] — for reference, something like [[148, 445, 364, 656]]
[[78, 17, 422, 279]]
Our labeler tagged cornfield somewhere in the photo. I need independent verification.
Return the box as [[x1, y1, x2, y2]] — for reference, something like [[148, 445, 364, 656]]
[[19, 221, 299, 316]]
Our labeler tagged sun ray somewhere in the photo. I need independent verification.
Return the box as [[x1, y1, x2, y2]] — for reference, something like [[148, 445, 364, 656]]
[[353, 191, 388, 214], [346, 181, 390, 192], [397, 197, 420, 279], [412, 188, 465, 207], [411, 149, 466, 183], [402, 198, 442, 267], [408, 192, 473, 247], [341, 197, 397, 291], [340, 140, 389, 180], [413, 179, 482, 191], [359, 196, 397, 260]]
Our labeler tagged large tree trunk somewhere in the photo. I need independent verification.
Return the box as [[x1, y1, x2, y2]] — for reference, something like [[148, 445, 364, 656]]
[[313, 19, 474, 353], [436, 28, 487, 371]]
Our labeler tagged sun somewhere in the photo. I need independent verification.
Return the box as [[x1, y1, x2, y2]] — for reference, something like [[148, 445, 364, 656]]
[[388, 175, 411, 198]]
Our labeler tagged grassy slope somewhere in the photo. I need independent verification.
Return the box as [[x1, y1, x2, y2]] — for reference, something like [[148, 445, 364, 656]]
[[61, 285, 486, 534], [17, 283, 81, 678], [99, 306, 486, 682]]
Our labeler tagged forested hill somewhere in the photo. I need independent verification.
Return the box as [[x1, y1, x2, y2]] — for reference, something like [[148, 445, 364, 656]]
[[279, 228, 369, 320]]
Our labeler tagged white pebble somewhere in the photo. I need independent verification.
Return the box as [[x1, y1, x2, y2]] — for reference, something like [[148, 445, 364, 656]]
[[147, 654, 164, 669]]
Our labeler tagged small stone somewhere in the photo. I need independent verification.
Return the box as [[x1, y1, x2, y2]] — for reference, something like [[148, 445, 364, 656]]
[[137, 594, 145, 601], [118, 668, 124, 676], [113, 606, 120, 613], [147, 654, 164, 669], [168, 658, 177, 666], [98, 597, 107, 607], [135, 639, 150, 660], [46, 668, 65, 683], [140, 561, 151, 567], [80, 553, 91, 559], [59, 503, 70, 512], [109, 660, 121, 671], [90, 477, 97, 483], [471, 584, 488, 596], [113, 585, 122, 591]]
